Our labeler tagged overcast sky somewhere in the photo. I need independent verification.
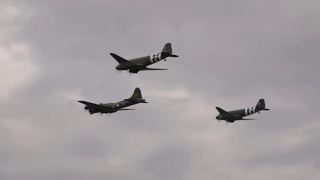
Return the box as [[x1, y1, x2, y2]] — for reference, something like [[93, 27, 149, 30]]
[[1, 0, 320, 180]]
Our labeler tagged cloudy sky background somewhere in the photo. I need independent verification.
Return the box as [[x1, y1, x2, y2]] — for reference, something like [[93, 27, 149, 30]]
[[1, 0, 319, 179]]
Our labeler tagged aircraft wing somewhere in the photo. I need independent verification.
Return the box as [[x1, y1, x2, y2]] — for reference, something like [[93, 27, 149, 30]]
[[78, 101, 113, 110], [110, 53, 142, 69], [78, 101, 101, 108], [215, 107, 238, 119], [118, 108, 135, 110], [140, 67, 168, 71]]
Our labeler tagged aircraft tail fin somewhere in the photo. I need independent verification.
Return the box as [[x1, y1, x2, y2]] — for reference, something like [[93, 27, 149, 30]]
[[129, 87, 143, 100], [161, 43, 179, 57], [255, 99, 269, 111]]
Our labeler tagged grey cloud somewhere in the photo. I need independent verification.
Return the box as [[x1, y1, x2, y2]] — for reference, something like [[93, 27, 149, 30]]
[[139, 143, 196, 180], [1, 0, 320, 180]]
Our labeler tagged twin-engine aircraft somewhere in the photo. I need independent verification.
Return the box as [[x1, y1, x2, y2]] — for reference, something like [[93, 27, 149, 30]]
[[78, 88, 148, 115], [215, 99, 270, 123], [111, 43, 179, 74], [80, 43, 271, 121]]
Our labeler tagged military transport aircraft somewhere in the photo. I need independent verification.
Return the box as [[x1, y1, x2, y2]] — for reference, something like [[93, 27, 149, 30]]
[[215, 99, 270, 123], [110, 43, 179, 73], [78, 88, 148, 115]]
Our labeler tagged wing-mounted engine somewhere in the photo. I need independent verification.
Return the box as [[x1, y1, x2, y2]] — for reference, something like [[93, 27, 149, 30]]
[[129, 69, 139, 73]]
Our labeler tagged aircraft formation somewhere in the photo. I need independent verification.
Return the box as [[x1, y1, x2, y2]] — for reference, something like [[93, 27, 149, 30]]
[[78, 43, 270, 123]]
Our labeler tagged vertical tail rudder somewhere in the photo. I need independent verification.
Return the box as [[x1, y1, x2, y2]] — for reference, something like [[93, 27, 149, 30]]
[[255, 99, 270, 111], [129, 87, 142, 100], [161, 43, 179, 57]]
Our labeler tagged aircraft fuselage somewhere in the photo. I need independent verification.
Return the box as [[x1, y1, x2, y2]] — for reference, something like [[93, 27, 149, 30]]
[[216, 107, 259, 122], [102, 100, 138, 111], [116, 53, 168, 71]]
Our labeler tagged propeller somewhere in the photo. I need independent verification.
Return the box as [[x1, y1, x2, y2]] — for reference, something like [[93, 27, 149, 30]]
[[125, 70, 131, 75]]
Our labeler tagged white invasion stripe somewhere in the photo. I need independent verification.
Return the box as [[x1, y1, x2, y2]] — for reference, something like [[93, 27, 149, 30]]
[[150, 55, 153, 63], [249, 107, 255, 114], [154, 55, 157, 62], [245, 108, 248, 115]]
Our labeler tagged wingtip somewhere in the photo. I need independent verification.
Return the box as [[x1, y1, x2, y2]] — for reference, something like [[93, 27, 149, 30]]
[[215, 107, 223, 111]]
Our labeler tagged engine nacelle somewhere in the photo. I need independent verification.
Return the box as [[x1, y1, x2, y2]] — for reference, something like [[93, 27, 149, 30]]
[[129, 69, 139, 73], [89, 109, 98, 114], [84, 106, 90, 110]]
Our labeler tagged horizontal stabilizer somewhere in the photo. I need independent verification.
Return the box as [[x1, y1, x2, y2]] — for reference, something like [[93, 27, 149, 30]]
[[118, 108, 135, 110], [240, 118, 256, 120], [141, 67, 168, 71], [263, 108, 270, 111], [124, 99, 138, 102], [161, 43, 178, 57]]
